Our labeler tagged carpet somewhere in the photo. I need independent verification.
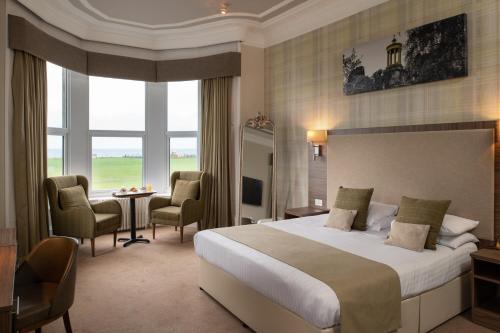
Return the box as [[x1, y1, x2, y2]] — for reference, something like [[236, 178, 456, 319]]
[[43, 225, 495, 333]]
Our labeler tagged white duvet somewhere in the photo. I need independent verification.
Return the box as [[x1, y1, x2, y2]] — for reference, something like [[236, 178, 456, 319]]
[[194, 215, 477, 329]]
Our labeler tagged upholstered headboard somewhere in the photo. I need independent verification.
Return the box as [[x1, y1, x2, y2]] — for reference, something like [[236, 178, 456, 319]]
[[326, 122, 498, 241]]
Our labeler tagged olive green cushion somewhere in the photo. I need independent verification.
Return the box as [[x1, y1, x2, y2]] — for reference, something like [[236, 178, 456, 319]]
[[171, 180, 200, 207], [59, 185, 91, 210], [334, 186, 374, 230], [151, 206, 181, 221], [395, 196, 451, 250]]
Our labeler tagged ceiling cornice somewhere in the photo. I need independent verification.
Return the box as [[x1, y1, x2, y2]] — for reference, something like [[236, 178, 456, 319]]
[[17, 0, 389, 50]]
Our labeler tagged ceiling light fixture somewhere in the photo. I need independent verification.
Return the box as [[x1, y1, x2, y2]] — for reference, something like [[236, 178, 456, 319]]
[[219, 3, 229, 15]]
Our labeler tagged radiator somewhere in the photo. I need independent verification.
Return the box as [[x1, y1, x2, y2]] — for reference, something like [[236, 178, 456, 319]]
[[91, 196, 153, 231]]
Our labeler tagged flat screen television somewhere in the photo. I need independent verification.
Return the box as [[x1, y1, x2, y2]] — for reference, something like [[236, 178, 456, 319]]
[[242, 176, 263, 206]]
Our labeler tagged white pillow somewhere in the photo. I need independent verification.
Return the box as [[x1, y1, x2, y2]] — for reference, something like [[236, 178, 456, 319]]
[[367, 201, 399, 231], [439, 214, 479, 236], [437, 233, 479, 249]]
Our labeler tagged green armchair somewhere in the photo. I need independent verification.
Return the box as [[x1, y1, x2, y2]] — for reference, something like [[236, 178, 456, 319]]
[[45, 175, 122, 256], [149, 171, 206, 243]]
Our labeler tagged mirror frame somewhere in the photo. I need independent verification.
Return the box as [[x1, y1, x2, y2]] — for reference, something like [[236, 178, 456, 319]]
[[238, 113, 277, 224]]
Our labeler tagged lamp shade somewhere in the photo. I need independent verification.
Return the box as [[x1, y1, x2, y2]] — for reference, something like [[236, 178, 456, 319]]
[[306, 130, 327, 143]]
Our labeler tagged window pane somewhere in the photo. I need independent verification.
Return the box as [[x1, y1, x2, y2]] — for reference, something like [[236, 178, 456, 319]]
[[169, 137, 198, 176], [48, 135, 63, 177], [47, 62, 63, 128], [89, 77, 145, 131], [92, 137, 143, 190], [168, 81, 199, 131]]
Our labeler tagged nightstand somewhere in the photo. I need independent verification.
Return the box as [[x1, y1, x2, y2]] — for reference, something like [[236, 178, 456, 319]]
[[284, 206, 330, 219], [471, 249, 500, 331]]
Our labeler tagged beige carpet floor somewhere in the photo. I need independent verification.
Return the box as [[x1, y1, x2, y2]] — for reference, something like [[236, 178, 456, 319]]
[[43, 225, 495, 333]]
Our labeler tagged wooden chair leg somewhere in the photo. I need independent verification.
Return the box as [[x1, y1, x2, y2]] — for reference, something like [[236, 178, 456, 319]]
[[152, 223, 156, 239], [91, 238, 95, 257], [175, 225, 177, 231], [197, 221, 201, 231], [113, 231, 117, 247], [63, 311, 73, 333], [180, 226, 184, 243], [80, 238, 84, 245]]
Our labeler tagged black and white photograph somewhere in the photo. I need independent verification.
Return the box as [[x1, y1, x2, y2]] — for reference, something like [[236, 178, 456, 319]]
[[343, 14, 468, 95]]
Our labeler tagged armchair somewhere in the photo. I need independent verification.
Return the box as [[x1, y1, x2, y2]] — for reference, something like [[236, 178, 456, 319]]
[[45, 175, 122, 256], [149, 171, 206, 242]]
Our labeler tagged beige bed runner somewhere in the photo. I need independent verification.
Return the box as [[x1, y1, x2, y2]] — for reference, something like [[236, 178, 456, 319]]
[[213, 224, 401, 333]]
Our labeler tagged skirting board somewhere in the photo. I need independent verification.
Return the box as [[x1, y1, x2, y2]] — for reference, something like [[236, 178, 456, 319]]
[[198, 258, 471, 333]]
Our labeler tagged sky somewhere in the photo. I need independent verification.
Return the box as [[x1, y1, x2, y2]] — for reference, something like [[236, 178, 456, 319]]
[[47, 63, 198, 151], [343, 31, 408, 77]]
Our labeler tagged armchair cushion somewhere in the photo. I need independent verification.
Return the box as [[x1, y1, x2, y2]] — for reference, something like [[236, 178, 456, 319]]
[[171, 180, 200, 206], [95, 213, 121, 235], [59, 185, 91, 210], [151, 206, 181, 221]]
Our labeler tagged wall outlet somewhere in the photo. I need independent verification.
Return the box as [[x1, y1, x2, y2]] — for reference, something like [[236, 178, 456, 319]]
[[314, 199, 323, 207]]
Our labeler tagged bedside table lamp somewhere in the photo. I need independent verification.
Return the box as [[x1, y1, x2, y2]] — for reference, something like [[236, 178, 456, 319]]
[[307, 130, 327, 160]]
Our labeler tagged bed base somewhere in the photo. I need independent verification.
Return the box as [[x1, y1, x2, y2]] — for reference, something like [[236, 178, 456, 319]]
[[199, 259, 471, 333]]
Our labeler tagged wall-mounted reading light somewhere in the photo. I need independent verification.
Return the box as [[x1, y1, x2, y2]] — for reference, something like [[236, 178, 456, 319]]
[[219, 3, 229, 15], [306, 130, 327, 160]]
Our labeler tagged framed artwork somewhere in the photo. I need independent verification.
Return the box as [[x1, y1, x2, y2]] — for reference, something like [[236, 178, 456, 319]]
[[343, 14, 467, 95]]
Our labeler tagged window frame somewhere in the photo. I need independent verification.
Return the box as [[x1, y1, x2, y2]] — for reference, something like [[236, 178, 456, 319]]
[[165, 81, 202, 191], [87, 77, 148, 194], [47, 64, 69, 176], [89, 131, 146, 195]]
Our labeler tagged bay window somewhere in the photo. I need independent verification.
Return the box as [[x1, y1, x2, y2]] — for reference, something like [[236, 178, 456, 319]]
[[45, 64, 200, 195]]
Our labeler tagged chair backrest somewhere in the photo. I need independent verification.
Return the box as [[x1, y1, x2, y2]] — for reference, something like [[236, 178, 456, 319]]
[[171, 171, 206, 203], [23, 237, 79, 316], [45, 175, 89, 211]]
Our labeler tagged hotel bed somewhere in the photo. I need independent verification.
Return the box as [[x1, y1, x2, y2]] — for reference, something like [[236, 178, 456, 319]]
[[195, 122, 498, 333], [195, 215, 477, 329]]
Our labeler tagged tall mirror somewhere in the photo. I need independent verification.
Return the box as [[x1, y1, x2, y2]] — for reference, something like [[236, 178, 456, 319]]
[[239, 113, 277, 224]]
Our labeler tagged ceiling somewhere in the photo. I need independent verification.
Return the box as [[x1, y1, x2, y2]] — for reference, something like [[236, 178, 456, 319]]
[[17, 0, 389, 50], [68, 0, 308, 28]]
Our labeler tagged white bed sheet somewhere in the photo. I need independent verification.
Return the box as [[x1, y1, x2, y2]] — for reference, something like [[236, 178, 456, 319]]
[[194, 215, 477, 329]]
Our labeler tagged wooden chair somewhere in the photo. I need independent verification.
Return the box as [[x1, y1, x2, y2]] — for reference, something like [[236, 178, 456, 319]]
[[14, 237, 78, 333]]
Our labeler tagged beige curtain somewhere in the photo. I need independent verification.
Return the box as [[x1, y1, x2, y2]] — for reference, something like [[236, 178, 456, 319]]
[[200, 77, 233, 229], [12, 50, 49, 257]]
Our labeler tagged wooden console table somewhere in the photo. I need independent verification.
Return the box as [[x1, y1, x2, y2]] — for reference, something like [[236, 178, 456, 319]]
[[284, 206, 330, 219], [0, 228, 17, 333], [471, 249, 500, 331]]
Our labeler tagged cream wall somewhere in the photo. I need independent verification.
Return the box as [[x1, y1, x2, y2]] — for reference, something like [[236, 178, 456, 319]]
[[265, 0, 500, 215], [240, 44, 265, 120]]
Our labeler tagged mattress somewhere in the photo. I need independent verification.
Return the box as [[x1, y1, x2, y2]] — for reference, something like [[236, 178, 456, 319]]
[[194, 215, 477, 329]]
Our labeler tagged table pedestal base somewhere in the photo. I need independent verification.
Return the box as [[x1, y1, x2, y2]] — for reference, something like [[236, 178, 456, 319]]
[[118, 235, 150, 247]]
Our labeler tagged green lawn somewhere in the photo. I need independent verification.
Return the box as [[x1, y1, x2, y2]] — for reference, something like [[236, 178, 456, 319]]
[[48, 157, 197, 189]]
